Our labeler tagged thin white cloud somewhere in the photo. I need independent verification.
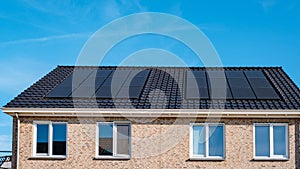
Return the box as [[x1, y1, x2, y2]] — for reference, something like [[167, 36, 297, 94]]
[[0, 33, 90, 46]]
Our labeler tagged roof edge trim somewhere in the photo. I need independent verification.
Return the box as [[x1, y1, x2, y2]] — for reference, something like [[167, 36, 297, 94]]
[[2, 108, 300, 118]]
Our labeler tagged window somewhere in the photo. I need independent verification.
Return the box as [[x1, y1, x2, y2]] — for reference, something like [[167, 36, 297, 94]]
[[33, 121, 67, 157], [96, 122, 131, 159], [190, 123, 225, 160], [254, 123, 288, 160]]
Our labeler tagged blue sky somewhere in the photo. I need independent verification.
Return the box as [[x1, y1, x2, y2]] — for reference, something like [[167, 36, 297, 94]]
[[0, 0, 300, 151]]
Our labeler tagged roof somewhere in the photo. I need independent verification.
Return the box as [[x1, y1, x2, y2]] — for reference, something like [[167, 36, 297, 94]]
[[3, 66, 300, 110]]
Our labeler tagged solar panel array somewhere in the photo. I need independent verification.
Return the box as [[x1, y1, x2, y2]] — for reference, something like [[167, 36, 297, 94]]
[[47, 68, 280, 100], [186, 70, 280, 100], [46, 69, 150, 99]]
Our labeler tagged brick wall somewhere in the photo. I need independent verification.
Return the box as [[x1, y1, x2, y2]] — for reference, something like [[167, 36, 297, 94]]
[[13, 117, 299, 169]]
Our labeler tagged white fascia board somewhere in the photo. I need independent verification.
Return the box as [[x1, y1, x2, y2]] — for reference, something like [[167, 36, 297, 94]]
[[2, 107, 300, 118]]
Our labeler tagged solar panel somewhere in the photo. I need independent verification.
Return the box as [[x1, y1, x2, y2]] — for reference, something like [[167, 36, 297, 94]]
[[117, 70, 150, 98], [209, 87, 233, 99], [253, 88, 280, 99], [224, 71, 257, 99], [46, 86, 72, 98], [72, 86, 95, 98], [132, 70, 150, 77], [187, 78, 207, 88], [230, 88, 256, 99], [185, 88, 209, 99], [95, 86, 112, 98], [112, 70, 131, 78], [206, 70, 226, 78], [244, 70, 265, 78], [46, 69, 94, 98], [116, 89, 129, 98], [186, 70, 210, 99], [129, 86, 143, 99], [101, 77, 112, 86], [245, 70, 280, 99], [227, 78, 250, 88], [94, 69, 151, 99], [247, 78, 272, 88], [129, 77, 148, 86], [96, 70, 113, 77], [57, 77, 72, 87], [72, 69, 95, 78], [208, 78, 232, 99], [225, 71, 244, 78], [187, 70, 206, 78]]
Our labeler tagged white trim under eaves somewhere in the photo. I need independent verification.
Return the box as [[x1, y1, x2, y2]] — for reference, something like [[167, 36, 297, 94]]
[[2, 108, 300, 118]]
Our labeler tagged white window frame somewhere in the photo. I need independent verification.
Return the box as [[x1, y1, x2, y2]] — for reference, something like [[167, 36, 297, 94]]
[[96, 121, 131, 159], [253, 123, 289, 160], [32, 121, 68, 158], [190, 123, 225, 160]]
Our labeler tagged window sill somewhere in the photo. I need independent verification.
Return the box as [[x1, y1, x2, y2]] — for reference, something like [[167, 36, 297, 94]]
[[29, 156, 67, 160], [94, 156, 130, 160], [253, 157, 289, 161], [189, 157, 225, 161]]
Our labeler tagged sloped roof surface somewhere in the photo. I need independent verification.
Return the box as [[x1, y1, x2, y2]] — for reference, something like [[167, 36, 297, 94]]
[[3, 66, 300, 110]]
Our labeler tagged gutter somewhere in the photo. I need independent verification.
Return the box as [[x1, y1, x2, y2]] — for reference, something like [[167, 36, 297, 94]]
[[2, 108, 300, 118], [15, 112, 20, 169]]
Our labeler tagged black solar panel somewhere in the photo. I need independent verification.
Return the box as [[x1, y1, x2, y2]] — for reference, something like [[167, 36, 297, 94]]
[[230, 88, 256, 99], [46, 86, 72, 98], [95, 86, 112, 98], [225, 70, 244, 78], [209, 87, 233, 99], [93, 69, 150, 99], [186, 70, 209, 99], [185, 69, 279, 100], [96, 70, 113, 77], [247, 78, 272, 88], [129, 86, 144, 99], [116, 70, 150, 98], [187, 70, 206, 78], [244, 70, 265, 78], [187, 78, 207, 88], [186, 87, 209, 99], [225, 71, 257, 99], [227, 78, 250, 88], [208, 78, 232, 99], [253, 88, 280, 99], [244, 70, 280, 99]]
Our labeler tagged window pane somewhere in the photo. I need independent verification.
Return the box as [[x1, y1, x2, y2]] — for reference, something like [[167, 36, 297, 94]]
[[255, 126, 270, 157], [208, 125, 224, 156], [52, 124, 67, 155], [273, 126, 286, 156], [193, 126, 205, 155], [116, 124, 130, 155], [99, 123, 113, 156], [36, 124, 49, 154]]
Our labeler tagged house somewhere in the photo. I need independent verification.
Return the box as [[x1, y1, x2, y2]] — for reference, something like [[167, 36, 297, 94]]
[[2, 66, 300, 169]]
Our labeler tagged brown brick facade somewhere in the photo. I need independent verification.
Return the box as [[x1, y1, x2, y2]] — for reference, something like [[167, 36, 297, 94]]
[[12, 117, 299, 169]]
